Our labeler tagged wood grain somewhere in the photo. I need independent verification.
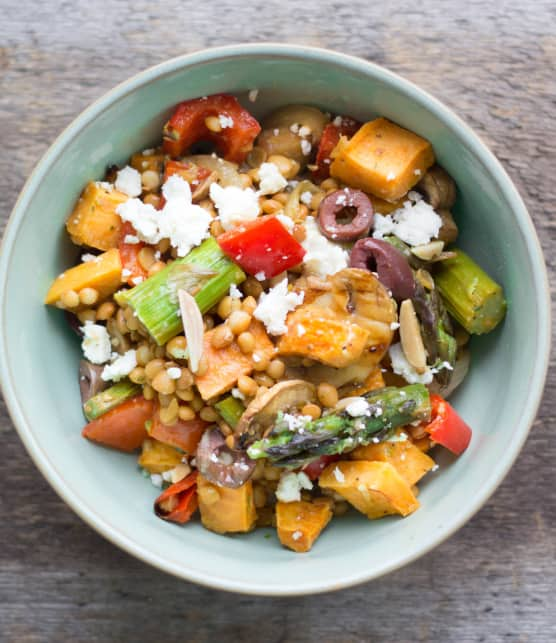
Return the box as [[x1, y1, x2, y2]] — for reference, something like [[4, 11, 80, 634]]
[[1, 1, 555, 641]]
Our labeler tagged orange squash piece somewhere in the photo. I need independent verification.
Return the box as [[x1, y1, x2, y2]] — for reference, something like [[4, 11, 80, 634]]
[[195, 320, 275, 400], [276, 499, 333, 553], [129, 150, 166, 174], [138, 438, 184, 474], [66, 181, 128, 250], [330, 118, 435, 202], [349, 439, 435, 486], [341, 367, 385, 397], [319, 460, 419, 519], [44, 248, 122, 308], [197, 476, 256, 534]]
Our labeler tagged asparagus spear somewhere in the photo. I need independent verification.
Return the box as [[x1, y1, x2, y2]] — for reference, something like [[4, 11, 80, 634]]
[[434, 249, 506, 334], [115, 238, 245, 345], [83, 380, 141, 421], [246, 385, 431, 466], [214, 395, 245, 429]]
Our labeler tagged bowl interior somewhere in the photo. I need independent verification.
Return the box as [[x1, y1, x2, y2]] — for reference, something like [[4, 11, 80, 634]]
[[0, 46, 549, 594]]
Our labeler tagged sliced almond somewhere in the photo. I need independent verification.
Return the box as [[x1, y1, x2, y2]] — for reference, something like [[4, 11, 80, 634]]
[[399, 299, 427, 374], [411, 240, 444, 261], [178, 289, 204, 373]]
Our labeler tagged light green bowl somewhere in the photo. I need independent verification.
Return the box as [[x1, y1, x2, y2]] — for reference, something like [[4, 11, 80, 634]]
[[0, 44, 550, 595]]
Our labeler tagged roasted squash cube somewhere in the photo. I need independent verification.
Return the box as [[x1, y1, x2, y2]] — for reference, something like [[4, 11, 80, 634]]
[[44, 248, 122, 308], [66, 181, 128, 250], [319, 460, 419, 519], [276, 499, 333, 553], [349, 439, 435, 486], [197, 476, 256, 534], [330, 118, 435, 202], [138, 438, 184, 474]]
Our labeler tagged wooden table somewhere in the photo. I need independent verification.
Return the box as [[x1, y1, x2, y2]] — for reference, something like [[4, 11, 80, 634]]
[[1, 1, 554, 640]]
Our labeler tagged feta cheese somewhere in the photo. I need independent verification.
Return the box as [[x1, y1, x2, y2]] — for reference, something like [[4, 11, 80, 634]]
[[372, 200, 442, 247], [229, 283, 243, 299], [390, 321, 400, 330], [276, 471, 313, 503], [219, 114, 234, 129], [254, 279, 304, 335], [117, 198, 160, 244], [101, 350, 137, 382], [345, 398, 370, 417], [290, 123, 300, 134], [254, 271, 266, 281], [231, 387, 246, 401], [300, 190, 313, 206], [150, 473, 163, 488], [81, 253, 98, 263], [115, 166, 142, 197], [292, 530, 303, 541], [386, 172, 396, 181], [248, 88, 259, 102], [389, 343, 433, 384], [96, 181, 113, 192], [300, 139, 312, 156], [162, 173, 192, 202], [166, 367, 182, 380], [298, 125, 312, 137], [275, 213, 295, 233], [332, 115, 343, 127], [80, 322, 111, 364], [301, 217, 349, 278], [124, 234, 140, 244], [333, 466, 345, 483], [257, 162, 287, 195], [131, 276, 143, 285], [209, 183, 260, 231]]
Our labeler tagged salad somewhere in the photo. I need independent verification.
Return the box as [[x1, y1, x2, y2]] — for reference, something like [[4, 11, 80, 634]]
[[45, 94, 506, 553]]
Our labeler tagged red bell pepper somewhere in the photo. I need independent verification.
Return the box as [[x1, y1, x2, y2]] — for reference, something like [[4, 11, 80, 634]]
[[118, 221, 149, 287], [149, 405, 208, 456], [424, 394, 472, 455], [217, 215, 306, 279], [313, 116, 361, 181], [82, 397, 154, 452], [302, 455, 341, 481], [162, 94, 261, 163], [154, 471, 198, 524]]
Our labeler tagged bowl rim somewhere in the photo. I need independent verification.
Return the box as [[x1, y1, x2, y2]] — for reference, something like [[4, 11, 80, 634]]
[[0, 42, 551, 596]]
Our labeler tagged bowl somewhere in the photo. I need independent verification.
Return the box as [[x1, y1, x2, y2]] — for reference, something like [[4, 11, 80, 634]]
[[0, 44, 550, 595]]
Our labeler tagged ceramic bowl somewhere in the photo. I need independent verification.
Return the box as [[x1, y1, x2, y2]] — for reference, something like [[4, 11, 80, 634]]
[[0, 44, 550, 595]]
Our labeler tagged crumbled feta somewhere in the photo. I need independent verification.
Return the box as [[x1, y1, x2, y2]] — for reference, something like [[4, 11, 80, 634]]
[[300, 190, 313, 206], [431, 463, 440, 472], [101, 350, 137, 382], [231, 387, 246, 401], [209, 183, 260, 231], [81, 253, 97, 263], [257, 162, 288, 195], [150, 473, 163, 488], [96, 181, 113, 192], [292, 530, 302, 541], [281, 413, 312, 432], [296, 324, 306, 336], [298, 125, 312, 137], [386, 172, 396, 181], [301, 217, 349, 277], [80, 322, 111, 364], [290, 123, 300, 134], [117, 198, 161, 244], [300, 139, 312, 156], [115, 166, 142, 197], [333, 466, 345, 483], [275, 213, 295, 233], [414, 168, 422, 176], [121, 268, 132, 278], [166, 367, 182, 380], [131, 276, 143, 285], [372, 200, 442, 247], [276, 471, 313, 503], [229, 283, 243, 299], [124, 234, 140, 244], [219, 114, 234, 129], [248, 89, 259, 102], [254, 271, 266, 281], [390, 321, 400, 330], [407, 190, 423, 202], [254, 279, 304, 335], [345, 398, 370, 417], [332, 115, 343, 127], [389, 343, 433, 384]]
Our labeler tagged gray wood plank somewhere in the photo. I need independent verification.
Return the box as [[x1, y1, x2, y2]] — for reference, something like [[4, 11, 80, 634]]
[[1, 1, 555, 641]]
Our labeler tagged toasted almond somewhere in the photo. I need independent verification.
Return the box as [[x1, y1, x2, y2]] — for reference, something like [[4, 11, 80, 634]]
[[399, 299, 427, 373], [178, 289, 204, 373], [411, 240, 444, 261]]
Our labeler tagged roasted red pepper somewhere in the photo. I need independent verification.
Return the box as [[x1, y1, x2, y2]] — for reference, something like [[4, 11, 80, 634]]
[[302, 455, 341, 481], [217, 215, 306, 279], [154, 471, 198, 524], [425, 394, 472, 455], [149, 405, 208, 456], [162, 94, 261, 163], [118, 221, 149, 287], [313, 116, 361, 181]]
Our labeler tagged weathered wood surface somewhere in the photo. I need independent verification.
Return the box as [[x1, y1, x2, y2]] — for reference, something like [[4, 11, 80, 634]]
[[1, 1, 555, 641]]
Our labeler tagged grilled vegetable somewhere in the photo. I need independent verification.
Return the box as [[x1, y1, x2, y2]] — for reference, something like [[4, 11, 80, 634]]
[[276, 499, 333, 553], [422, 394, 472, 455], [148, 407, 207, 455], [416, 165, 456, 210], [313, 116, 361, 180], [197, 475, 256, 534], [214, 396, 245, 429], [330, 118, 435, 202], [118, 221, 149, 287], [115, 238, 245, 345], [319, 460, 420, 519], [138, 438, 184, 474], [196, 427, 256, 488], [247, 384, 431, 466], [434, 249, 506, 334], [154, 472, 198, 524], [79, 360, 106, 404], [45, 248, 122, 309], [65, 181, 128, 250], [317, 188, 373, 241], [83, 380, 141, 421]]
